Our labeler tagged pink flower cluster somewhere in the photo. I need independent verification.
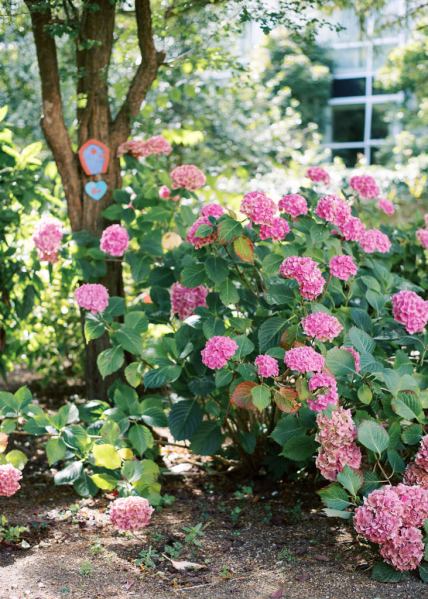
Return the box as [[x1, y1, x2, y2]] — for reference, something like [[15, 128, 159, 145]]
[[416, 228, 428, 249], [201, 336, 238, 370], [33, 218, 64, 263], [404, 435, 428, 489], [378, 198, 395, 215], [301, 312, 343, 342], [159, 185, 178, 200], [171, 164, 206, 191], [391, 290, 428, 334], [307, 166, 330, 185], [341, 346, 361, 372], [0, 464, 22, 497], [308, 372, 338, 411], [316, 407, 361, 480], [100, 224, 129, 257], [240, 191, 277, 225], [75, 283, 109, 314], [278, 194, 308, 218], [170, 282, 208, 320], [255, 354, 279, 378], [315, 195, 351, 228], [284, 346, 325, 373], [279, 256, 325, 300], [186, 204, 225, 249], [339, 216, 366, 242], [358, 229, 391, 254], [259, 217, 290, 241], [109, 496, 154, 531], [349, 175, 380, 200], [118, 136, 172, 158], [201, 204, 225, 219], [354, 483, 428, 571], [329, 255, 358, 281]]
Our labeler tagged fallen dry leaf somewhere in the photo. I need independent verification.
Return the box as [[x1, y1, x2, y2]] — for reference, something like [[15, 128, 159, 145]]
[[162, 555, 206, 571]]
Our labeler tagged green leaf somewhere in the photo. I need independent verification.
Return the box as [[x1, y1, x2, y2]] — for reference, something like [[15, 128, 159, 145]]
[[121, 460, 144, 483], [318, 483, 351, 510], [54, 461, 83, 485], [348, 326, 375, 354], [45, 438, 66, 466], [366, 290, 385, 314], [280, 435, 316, 461], [233, 335, 254, 360], [215, 369, 233, 388], [190, 422, 223, 455], [5, 449, 28, 470], [181, 263, 206, 287], [84, 316, 105, 341], [217, 216, 243, 242], [418, 563, 428, 583], [357, 384, 373, 405], [270, 414, 303, 445], [401, 423, 423, 445], [125, 362, 142, 387], [143, 365, 182, 389], [336, 465, 363, 496], [233, 236, 254, 263], [357, 420, 389, 455], [168, 400, 203, 441], [251, 385, 271, 411], [387, 449, 406, 474], [112, 327, 143, 356], [97, 346, 124, 379], [371, 562, 403, 583], [325, 348, 355, 377], [258, 317, 288, 352], [128, 424, 154, 456], [205, 256, 229, 284], [323, 508, 352, 519], [90, 473, 118, 491], [391, 391, 423, 421], [92, 444, 122, 470], [219, 279, 239, 305]]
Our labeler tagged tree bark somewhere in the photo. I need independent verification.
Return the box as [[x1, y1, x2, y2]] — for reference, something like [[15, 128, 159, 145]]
[[25, 0, 163, 399]]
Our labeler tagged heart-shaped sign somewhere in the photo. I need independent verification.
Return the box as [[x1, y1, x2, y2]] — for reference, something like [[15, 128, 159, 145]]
[[85, 180, 108, 201]]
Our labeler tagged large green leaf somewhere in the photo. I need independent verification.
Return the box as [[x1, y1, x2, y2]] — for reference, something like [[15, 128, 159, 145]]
[[391, 391, 423, 421], [168, 400, 203, 441], [280, 434, 317, 461], [190, 422, 223, 455], [45, 437, 67, 466], [318, 483, 351, 510], [92, 444, 122, 470], [217, 216, 243, 242], [371, 562, 403, 583], [336, 465, 363, 496], [97, 346, 124, 379], [325, 348, 355, 377], [357, 420, 389, 455], [54, 461, 83, 485], [258, 317, 288, 352], [112, 327, 144, 356], [251, 385, 271, 411], [143, 365, 182, 389], [348, 326, 375, 354], [181, 263, 206, 287], [128, 424, 154, 455], [205, 256, 229, 284]]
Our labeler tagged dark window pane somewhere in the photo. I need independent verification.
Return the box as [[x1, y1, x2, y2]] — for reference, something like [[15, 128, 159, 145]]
[[371, 104, 392, 139], [332, 148, 363, 167], [332, 105, 365, 142], [332, 78, 366, 97]]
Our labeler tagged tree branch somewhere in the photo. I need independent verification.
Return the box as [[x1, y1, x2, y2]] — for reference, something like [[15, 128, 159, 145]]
[[111, 0, 164, 145], [24, 0, 82, 230]]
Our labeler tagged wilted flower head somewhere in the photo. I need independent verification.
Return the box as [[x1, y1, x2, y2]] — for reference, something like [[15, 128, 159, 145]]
[[110, 496, 154, 531], [75, 283, 109, 314]]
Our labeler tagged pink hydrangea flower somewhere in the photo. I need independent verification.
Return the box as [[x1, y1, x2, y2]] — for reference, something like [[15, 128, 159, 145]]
[[201, 336, 238, 370], [240, 191, 277, 225], [380, 526, 424, 571], [358, 229, 391, 253], [278, 194, 308, 218], [33, 218, 64, 263], [159, 185, 171, 199], [404, 463, 428, 489], [284, 346, 325, 373], [308, 372, 339, 411], [354, 487, 403, 543], [255, 355, 279, 378], [341, 346, 361, 372], [117, 139, 146, 158], [186, 216, 217, 249], [316, 443, 362, 481], [338, 216, 366, 242], [170, 282, 208, 320], [0, 464, 22, 497], [301, 312, 343, 342], [259, 217, 290, 241], [393, 484, 428, 527], [329, 255, 358, 281], [378, 198, 395, 215], [75, 283, 109, 314], [118, 136, 172, 158], [100, 224, 129, 257], [307, 166, 330, 185], [200, 203, 225, 219], [415, 435, 428, 470], [171, 165, 206, 190], [109, 496, 154, 531], [315, 195, 352, 228], [349, 175, 380, 200], [416, 228, 428, 249], [391, 290, 428, 334], [279, 256, 325, 300]]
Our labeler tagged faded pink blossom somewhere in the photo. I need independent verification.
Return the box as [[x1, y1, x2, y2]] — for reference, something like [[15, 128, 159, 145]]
[[240, 191, 277, 225], [329, 255, 358, 281], [415, 435, 428, 471], [33, 218, 64, 263], [404, 463, 428, 489], [349, 175, 379, 200], [0, 464, 22, 497], [255, 354, 279, 378], [110, 496, 154, 531], [393, 484, 428, 528], [278, 194, 308, 218], [358, 229, 391, 254], [284, 346, 325, 373], [307, 166, 330, 185], [201, 336, 238, 370], [186, 215, 217, 249], [301, 312, 343, 342], [118, 136, 172, 158], [380, 526, 424, 571], [100, 224, 129, 257], [354, 486, 404, 544], [416, 228, 428, 249], [75, 283, 109, 314], [170, 282, 208, 320], [316, 407, 361, 480], [171, 164, 206, 191], [391, 290, 428, 334], [308, 372, 339, 411], [315, 195, 352, 228], [378, 198, 395, 215], [338, 216, 366, 242], [316, 443, 362, 481], [259, 217, 290, 241], [341, 346, 361, 372]]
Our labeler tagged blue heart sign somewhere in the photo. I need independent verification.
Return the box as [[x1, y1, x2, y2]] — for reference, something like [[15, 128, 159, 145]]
[[79, 139, 110, 175], [85, 180, 108, 201]]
